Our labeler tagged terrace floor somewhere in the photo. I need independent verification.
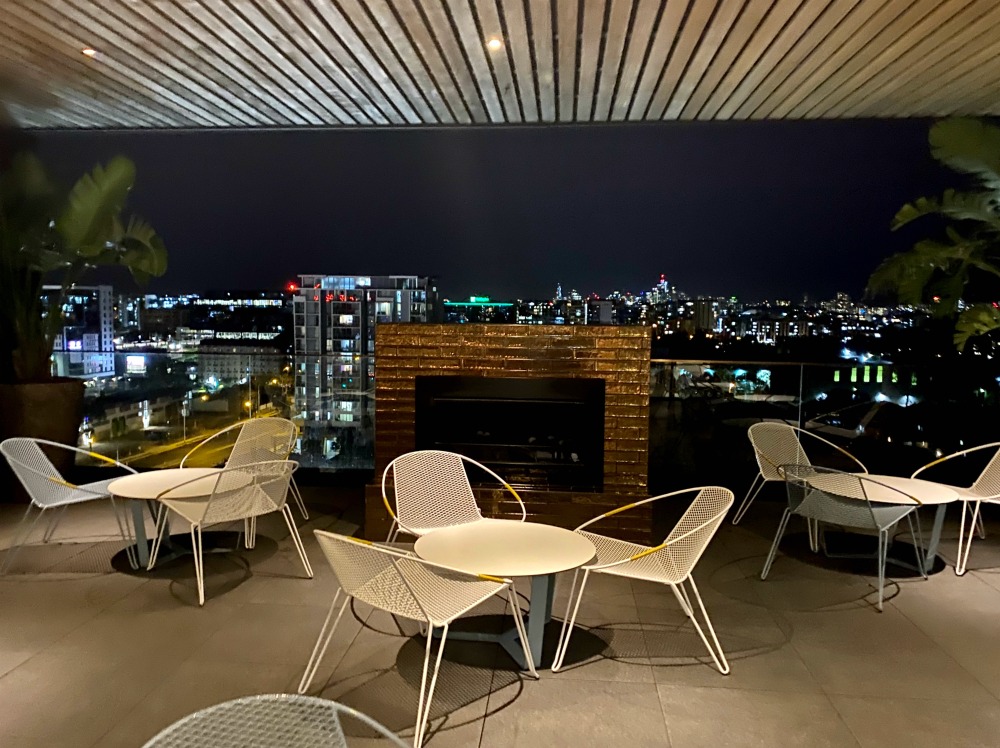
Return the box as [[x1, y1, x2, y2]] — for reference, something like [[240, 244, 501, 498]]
[[1, 488, 999, 747]]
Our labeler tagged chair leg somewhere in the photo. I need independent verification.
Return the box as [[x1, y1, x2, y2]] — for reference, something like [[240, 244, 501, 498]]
[[147, 505, 170, 571], [552, 568, 590, 672], [1, 504, 47, 575], [761, 508, 792, 580], [506, 584, 539, 678], [956, 501, 981, 577], [732, 473, 765, 525], [298, 590, 350, 694], [108, 497, 138, 570], [807, 518, 821, 553], [413, 622, 449, 748], [669, 582, 694, 617], [876, 530, 888, 612], [386, 520, 400, 544], [281, 505, 313, 578], [682, 577, 730, 675], [191, 525, 205, 606], [290, 476, 309, 520], [41, 505, 69, 543]]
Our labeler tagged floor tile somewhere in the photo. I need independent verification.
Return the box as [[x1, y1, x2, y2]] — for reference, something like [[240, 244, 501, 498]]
[[830, 694, 1000, 748]]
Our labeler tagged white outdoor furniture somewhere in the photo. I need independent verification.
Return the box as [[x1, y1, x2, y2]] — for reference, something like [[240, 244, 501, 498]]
[[1, 437, 137, 573], [912, 442, 1000, 575], [381, 450, 526, 542], [108, 467, 226, 570], [141, 693, 406, 748], [733, 422, 867, 525], [761, 467, 957, 610], [299, 530, 538, 748], [414, 519, 596, 669], [181, 417, 308, 520], [146, 460, 311, 605], [552, 486, 734, 675]]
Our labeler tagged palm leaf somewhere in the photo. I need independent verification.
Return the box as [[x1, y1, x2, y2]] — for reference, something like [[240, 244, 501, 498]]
[[954, 303, 1000, 350], [55, 155, 136, 256], [929, 119, 1000, 194], [892, 189, 1000, 232]]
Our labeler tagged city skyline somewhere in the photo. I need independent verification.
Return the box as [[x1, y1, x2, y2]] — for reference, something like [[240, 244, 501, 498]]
[[28, 118, 952, 301]]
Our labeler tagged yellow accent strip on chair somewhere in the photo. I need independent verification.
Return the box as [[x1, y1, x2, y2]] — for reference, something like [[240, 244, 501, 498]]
[[47, 477, 78, 489], [87, 451, 120, 466], [348, 536, 374, 546], [603, 502, 638, 519], [629, 543, 667, 562], [478, 574, 506, 583], [382, 494, 398, 519]]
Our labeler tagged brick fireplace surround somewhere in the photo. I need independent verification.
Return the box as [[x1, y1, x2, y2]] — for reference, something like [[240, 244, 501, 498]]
[[365, 324, 652, 543]]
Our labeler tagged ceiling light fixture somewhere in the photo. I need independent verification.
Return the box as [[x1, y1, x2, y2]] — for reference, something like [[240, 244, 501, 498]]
[[486, 38, 503, 52], [81, 47, 98, 57]]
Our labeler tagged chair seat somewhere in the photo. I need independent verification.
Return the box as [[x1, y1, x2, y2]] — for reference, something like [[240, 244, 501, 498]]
[[160, 484, 278, 525], [578, 530, 683, 585], [946, 486, 1000, 504], [45, 477, 120, 508]]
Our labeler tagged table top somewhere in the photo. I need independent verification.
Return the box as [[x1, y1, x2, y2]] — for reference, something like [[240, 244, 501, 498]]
[[414, 520, 596, 577], [108, 467, 224, 500], [806, 473, 959, 506]]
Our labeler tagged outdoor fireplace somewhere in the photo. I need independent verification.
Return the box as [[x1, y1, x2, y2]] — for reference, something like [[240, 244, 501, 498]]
[[415, 375, 605, 492], [366, 324, 651, 542]]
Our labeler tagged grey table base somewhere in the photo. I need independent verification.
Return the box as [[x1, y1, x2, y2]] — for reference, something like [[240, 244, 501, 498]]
[[434, 573, 557, 669]]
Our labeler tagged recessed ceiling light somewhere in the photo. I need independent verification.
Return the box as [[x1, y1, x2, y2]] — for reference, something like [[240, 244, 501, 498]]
[[81, 48, 98, 57], [486, 38, 503, 52]]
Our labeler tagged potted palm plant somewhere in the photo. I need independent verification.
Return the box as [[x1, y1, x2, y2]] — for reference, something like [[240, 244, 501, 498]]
[[867, 117, 1000, 350], [0, 151, 166, 457]]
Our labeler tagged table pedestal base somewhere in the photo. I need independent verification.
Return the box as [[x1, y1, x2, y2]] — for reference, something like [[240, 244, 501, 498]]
[[435, 573, 557, 670]]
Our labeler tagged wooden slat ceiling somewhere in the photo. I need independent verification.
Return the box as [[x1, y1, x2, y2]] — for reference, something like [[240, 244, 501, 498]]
[[2, 0, 999, 129]]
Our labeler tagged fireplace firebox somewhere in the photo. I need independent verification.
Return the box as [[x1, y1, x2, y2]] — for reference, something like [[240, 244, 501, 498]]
[[415, 376, 605, 492]]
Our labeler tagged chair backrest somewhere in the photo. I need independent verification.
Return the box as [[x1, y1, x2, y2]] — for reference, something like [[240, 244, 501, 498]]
[[383, 450, 483, 531], [656, 486, 734, 580], [228, 418, 297, 467], [0, 438, 78, 508], [160, 460, 297, 524], [781, 465, 914, 531], [970, 445, 1000, 497], [748, 423, 809, 481], [140, 693, 406, 748]]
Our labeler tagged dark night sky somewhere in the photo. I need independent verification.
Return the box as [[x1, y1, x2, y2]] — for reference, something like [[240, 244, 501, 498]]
[[29, 119, 952, 301]]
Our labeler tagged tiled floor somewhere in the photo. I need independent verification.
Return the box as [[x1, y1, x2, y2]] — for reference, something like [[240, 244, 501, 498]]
[[2, 491, 999, 747]]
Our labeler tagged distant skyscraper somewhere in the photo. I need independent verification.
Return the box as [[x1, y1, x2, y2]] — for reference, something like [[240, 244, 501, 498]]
[[556, 282, 563, 301], [293, 274, 437, 464], [44, 284, 115, 378]]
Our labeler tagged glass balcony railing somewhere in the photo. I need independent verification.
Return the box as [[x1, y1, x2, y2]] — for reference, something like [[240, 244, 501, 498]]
[[61, 348, 1000, 485]]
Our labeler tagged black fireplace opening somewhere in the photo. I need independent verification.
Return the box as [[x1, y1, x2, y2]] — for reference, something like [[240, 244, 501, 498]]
[[415, 375, 605, 491]]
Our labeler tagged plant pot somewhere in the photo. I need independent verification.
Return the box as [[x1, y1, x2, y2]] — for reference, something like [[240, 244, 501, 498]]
[[0, 378, 85, 502]]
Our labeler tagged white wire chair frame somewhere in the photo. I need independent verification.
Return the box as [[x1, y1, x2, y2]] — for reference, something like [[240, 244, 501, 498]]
[[180, 418, 309, 520], [762, 465, 927, 611], [381, 450, 527, 542], [552, 486, 735, 675], [299, 530, 539, 747], [912, 442, 1000, 576], [732, 422, 868, 525], [0, 437, 138, 573], [140, 693, 407, 748], [147, 459, 312, 605]]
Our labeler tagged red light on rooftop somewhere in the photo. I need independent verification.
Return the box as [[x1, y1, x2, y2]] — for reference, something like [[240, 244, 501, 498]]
[[339, 294, 346, 301], [286, 282, 299, 292], [325, 293, 334, 302]]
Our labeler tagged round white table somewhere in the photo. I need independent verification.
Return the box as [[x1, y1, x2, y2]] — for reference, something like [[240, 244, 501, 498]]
[[415, 520, 595, 669], [109, 468, 225, 569], [806, 473, 960, 567]]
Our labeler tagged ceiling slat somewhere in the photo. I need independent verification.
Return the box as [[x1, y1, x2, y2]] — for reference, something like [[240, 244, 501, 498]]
[[473, 0, 523, 122], [444, 0, 506, 123], [527, 0, 556, 122], [575, 0, 607, 122], [627, 0, 691, 120], [609, 0, 662, 121], [500, 0, 540, 122], [554, 0, 579, 121], [645, 0, 719, 120], [592, 0, 635, 122]]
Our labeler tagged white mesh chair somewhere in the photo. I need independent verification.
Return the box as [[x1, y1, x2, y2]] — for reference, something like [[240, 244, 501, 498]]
[[147, 460, 311, 605], [299, 530, 538, 748], [762, 465, 926, 611], [141, 694, 406, 748], [1, 437, 137, 573], [181, 418, 308, 520], [552, 486, 734, 675], [732, 422, 867, 525], [912, 442, 1000, 575], [381, 450, 526, 542]]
